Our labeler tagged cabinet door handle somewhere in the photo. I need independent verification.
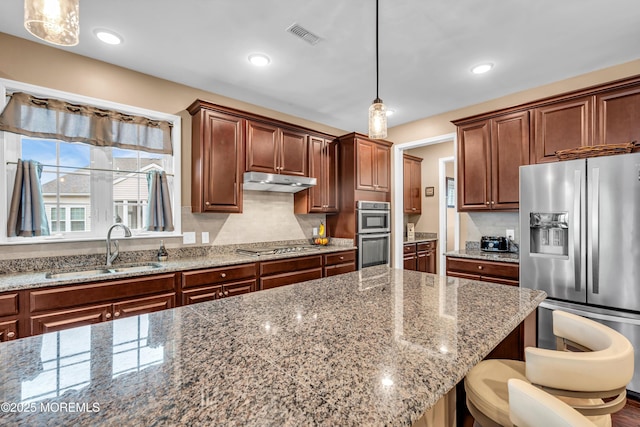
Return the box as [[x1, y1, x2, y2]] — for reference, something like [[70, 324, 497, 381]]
[[412, 208, 416, 211], [205, 201, 210, 206], [224, 291, 229, 296], [106, 312, 112, 319], [339, 256, 344, 260], [114, 311, 121, 317], [7, 331, 15, 338], [477, 265, 483, 270], [486, 201, 490, 205], [221, 273, 227, 278], [491, 201, 495, 205], [218, 292, 223, 298]]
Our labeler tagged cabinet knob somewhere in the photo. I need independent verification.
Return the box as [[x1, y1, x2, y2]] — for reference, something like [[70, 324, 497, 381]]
[[7, 331, 15, 338], [412, 208, 416, 211], [486, 201, 490, 205], [205, 201, 210, 206], [106, 312, 112, 319], [218, 292, 223, 298], [478, 265, 483, 270], [491, 201, 495, 205], [339, 256, 344, 260], [114, 311, 120, 317], [221, 273, 227, 278], [224, 291, 229, 296]]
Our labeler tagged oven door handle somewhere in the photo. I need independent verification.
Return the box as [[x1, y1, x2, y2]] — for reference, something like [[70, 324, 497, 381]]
[[358, 232, 391, 239]]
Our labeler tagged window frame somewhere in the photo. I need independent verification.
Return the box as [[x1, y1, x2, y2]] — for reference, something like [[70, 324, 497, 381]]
[[0, 78, 182, 245]]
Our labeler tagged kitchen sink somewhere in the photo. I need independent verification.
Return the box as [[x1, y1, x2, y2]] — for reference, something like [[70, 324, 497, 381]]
[[45, 263, 163, 279]]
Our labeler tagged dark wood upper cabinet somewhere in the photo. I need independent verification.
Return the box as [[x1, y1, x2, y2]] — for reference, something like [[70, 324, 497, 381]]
[[294, 136, 338, 213], [533, 96, 592, 163], [403, 154, 422, 214], [595, 85, 640, 146], [356, 138, 390, 192], [246, 120, 308, 176], [491, 111, 530, 209], [189, 102, 244, 213], [456, 111, 529, 211], [457, 121, 491, 211]]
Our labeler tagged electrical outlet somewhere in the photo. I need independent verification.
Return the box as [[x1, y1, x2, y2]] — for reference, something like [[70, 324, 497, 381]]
[[201, 232, 209, 244], [183, 232, 196, 245], [312, 227, 318, 236], [506, 229, 515, 240]]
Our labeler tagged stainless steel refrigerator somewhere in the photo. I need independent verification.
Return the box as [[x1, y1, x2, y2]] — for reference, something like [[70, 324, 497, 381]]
[[520, 152, 640, 396]]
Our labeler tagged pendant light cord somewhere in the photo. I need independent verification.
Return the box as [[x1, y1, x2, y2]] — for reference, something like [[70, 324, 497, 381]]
[[375, 0, 380, 100]]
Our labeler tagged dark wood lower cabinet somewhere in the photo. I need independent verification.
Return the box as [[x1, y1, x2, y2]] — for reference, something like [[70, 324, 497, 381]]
[[446, 256, 519, 286], [323, 250, 356, 277], [0, 319, 18, 342], [9, 250, 358, 339], [403, 241, 437, 274]]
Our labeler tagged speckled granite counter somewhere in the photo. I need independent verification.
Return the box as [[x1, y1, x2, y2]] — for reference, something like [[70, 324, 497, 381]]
[[403, 237, 438, 244], [0, 266, 546, 426], [445, 249, 519, 264], [0, 244, 356, 292]]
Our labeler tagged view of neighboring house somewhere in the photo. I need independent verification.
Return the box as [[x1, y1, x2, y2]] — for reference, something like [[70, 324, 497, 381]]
[[41, 157, 164, 233]]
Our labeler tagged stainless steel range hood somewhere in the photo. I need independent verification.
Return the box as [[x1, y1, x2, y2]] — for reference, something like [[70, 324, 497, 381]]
[[243, 171, 316, 193]]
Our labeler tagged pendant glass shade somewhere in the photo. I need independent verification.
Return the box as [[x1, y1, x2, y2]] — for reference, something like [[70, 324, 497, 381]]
[[368, 98, 387, 139], [24, 0, 79, 47]]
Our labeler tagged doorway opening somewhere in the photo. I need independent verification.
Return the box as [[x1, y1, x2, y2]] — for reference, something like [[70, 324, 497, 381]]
[[391, 133, 459, 273]]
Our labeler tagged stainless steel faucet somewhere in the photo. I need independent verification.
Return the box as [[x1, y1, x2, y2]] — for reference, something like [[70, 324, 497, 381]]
[[106, 224, 132, 266]]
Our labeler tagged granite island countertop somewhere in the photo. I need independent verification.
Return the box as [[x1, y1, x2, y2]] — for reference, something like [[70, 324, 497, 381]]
[[0, 266, 546, 426], [0, 244, 357, 292]]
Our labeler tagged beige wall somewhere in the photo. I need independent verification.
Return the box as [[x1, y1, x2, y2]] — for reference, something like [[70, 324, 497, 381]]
[[389, 59, 640, 246], [0, 33, 346, 259]]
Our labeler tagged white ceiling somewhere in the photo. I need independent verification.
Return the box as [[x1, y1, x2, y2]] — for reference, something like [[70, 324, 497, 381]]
[[1, 0, 639, 134]]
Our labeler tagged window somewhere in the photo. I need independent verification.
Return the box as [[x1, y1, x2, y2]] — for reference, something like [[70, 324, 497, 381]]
[[0, 78, 181, 244]]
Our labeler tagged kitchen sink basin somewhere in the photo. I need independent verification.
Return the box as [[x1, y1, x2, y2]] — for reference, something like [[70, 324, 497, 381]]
[[46, 268, 112, 279], [109, 263, 163, 273], [45, 263, 163, 279]]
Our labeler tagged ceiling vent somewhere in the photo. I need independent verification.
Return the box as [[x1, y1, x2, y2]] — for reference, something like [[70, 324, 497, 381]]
[[286, 23, 321, 45]]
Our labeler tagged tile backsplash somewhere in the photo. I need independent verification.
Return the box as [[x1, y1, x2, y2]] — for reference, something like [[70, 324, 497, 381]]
[[465, 212, 520, 242]]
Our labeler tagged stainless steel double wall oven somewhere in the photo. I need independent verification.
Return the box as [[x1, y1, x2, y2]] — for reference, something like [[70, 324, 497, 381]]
[[356, 201, 391, 269]]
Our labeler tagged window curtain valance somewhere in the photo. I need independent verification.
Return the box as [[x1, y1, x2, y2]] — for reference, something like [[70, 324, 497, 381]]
[[0, 92, 173, 155]]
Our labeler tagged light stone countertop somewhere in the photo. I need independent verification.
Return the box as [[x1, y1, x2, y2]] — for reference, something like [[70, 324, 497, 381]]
[[0, 266, 546, 426], [0, 245, 356, 292], [445, 249, 520, 264]]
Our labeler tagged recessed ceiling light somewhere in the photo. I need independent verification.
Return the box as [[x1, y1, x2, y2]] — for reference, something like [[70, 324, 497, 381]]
[[248, 53, 271, 67], [94, 29, 122, 45], [471, 63, 494, 74]]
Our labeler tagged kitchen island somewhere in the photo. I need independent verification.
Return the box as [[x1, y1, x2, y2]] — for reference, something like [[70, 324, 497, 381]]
[[0, 266, 545, 426]]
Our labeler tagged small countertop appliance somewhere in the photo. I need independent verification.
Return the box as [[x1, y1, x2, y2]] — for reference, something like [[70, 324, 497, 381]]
[[481, 236, 509, 252]]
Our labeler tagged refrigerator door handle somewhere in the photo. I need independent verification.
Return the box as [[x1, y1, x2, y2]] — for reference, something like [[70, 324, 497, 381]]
[[591, 167, 600, 294], [573, 170, 582, 293]]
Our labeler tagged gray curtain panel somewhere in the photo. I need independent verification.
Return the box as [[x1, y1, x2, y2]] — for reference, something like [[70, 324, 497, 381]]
[[0, 92, 173, 155], [146, 170, 174, 232], [7, 159, 50, 237]]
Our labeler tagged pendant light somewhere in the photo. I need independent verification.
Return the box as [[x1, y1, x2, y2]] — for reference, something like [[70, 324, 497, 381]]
[[24, 0, 80, 47], [368, 0, 387, 139]]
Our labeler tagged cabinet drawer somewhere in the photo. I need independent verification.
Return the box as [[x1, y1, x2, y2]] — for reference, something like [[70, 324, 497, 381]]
[[113, 293, 175, 319], [324, 250, 356, 266], [260, 255, 323, 276], [417, 241, 436, 251], [260, 268, 323, 291], [31, 304, 111, 335], [0, 293, 19, 317], [182, 263, 257, 289], [30, 273, 177, 313], [403, 244, 416, 254], [182, 285, 222, 305], [447, 257, 519, 280], [324, 263, 356, 277]]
